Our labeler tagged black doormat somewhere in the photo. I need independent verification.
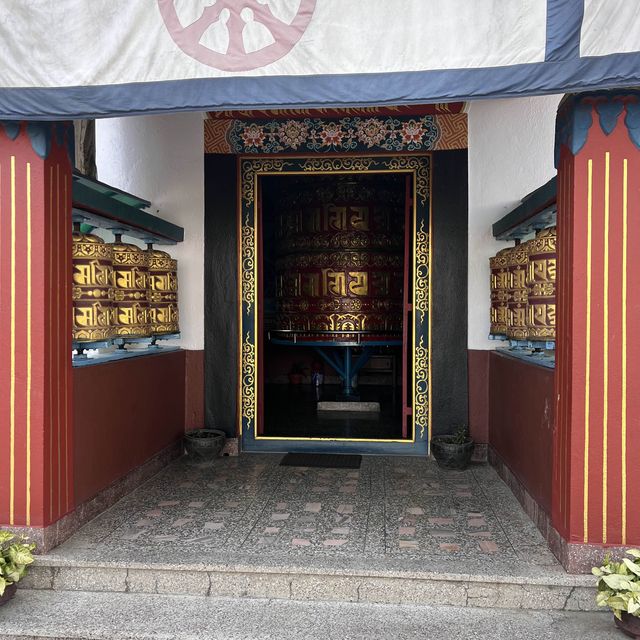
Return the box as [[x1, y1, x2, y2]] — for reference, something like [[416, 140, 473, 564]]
[[280, 453, 362, 469]]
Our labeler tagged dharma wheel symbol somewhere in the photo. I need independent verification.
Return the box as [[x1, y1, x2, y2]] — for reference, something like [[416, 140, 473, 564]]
[[157, 0, 317, 72]]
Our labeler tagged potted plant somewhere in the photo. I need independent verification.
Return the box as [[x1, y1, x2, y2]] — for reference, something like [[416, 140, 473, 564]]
[[183, 428, 226, 462], [430, 425, 474, 470], [0, 531, 35, 606], [593, 549, 640, 637], [288, 362, 307, 385]]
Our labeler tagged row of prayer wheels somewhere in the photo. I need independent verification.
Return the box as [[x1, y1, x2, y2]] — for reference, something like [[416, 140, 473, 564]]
[[489, 226, 556, 342], [72, 227, 179, 343]]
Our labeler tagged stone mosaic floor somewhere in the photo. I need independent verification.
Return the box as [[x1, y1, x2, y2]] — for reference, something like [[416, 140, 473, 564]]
[[49, 455, 563, 576]]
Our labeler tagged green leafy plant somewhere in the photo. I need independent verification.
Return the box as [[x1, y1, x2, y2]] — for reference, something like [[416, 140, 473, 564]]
[[0, 531, 35, 596], [593, 549, 640, 619], [450, 425, 470, 445]]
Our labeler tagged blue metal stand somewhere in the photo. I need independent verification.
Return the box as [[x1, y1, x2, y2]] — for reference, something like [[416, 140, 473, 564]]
[[269, 330, 402, 401], [312, 345, 374, 398]]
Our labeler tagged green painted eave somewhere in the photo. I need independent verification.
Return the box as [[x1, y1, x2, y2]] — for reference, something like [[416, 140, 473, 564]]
[[492, 176, 557, 241], [72, 172, 184, 245]]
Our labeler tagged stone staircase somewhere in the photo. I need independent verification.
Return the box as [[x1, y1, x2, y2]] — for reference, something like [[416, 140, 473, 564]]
[[19, 554, 598, 610], [0, 553, 615, 638], [0, 590, 618, 640], [0, 454, 612, 638]]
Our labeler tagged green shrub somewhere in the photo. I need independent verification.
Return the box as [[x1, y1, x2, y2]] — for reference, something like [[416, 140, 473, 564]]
[[0, 531, 35, 596], [593, 549, 640, 619]]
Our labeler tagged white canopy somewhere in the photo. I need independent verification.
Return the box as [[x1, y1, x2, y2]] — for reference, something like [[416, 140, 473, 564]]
[[0, 0, 638, 118]]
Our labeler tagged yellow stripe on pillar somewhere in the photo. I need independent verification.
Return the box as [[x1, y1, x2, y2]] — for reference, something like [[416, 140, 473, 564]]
[[26, 161, 32, 527], [603, 151, 610, 544], [9, 155, 15, 526], [622, 158, 628, 545], [584, 158, 593, 544]]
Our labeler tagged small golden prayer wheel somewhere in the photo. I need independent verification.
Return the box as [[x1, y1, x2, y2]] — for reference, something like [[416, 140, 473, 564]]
[[147, 247, 179, 335], [72, 228, 115, 342], [489, 247, 511, 337], [526, 226, 557, 342], [506, 243, 529, 341], [111, 234, 151, 338]]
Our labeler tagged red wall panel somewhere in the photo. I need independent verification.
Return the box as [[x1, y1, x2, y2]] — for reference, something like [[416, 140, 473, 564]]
[[73, 351, 186, 505], [489, 352, 555, 514], [468, 349, 490, 444]]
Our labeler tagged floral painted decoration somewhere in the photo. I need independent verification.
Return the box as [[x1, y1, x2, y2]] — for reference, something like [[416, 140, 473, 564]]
[[229, 116, 441, 153]]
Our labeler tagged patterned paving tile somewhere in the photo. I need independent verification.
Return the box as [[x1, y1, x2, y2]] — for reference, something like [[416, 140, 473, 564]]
[[52, 454, 563, 572]]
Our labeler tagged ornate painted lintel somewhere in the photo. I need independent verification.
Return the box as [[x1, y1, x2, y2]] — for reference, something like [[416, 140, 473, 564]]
[[206, 113, 468, 155]]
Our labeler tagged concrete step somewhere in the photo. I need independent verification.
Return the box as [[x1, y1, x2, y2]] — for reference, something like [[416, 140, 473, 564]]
[[0, 589, 618, 640], [21, 557, 597, 612]]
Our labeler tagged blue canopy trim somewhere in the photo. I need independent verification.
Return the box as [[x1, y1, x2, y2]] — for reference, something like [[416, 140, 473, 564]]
[[0, 0, 637, 120], [545, 0, 584, 62], [1, 51, 639, 121]]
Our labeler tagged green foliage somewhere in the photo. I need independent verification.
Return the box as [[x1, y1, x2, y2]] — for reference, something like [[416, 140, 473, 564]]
[[593, 550, 640, 619], [450, 425, 470, 445], [0, 531, 35, 597]]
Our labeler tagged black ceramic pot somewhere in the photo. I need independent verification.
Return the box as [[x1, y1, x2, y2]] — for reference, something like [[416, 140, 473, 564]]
[[183, 429, 226, 461], [0, 583, 17, 607], [430, 435, 474, 470], [615, 612, 640, 638]]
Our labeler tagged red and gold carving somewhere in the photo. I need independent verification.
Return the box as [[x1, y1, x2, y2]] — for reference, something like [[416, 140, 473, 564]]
[[148, 248, 179, 335], [275, 177, 404, 335], [111, 239, 150, 337], [526, 226, 556, 341], [489, 247, 511, 336], [72, 231, 114, 342], [506, 244, 529, 340]]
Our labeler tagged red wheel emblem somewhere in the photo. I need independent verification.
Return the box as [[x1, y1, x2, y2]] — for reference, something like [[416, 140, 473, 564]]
[[158, 0, 317, 72]]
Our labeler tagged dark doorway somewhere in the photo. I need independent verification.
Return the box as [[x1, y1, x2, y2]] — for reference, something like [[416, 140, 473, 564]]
[[258, 173, 409, 440]]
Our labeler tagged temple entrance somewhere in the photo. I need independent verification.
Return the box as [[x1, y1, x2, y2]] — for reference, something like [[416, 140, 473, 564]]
[[238, 155, 431, 454], [260, 173, 408, 441]]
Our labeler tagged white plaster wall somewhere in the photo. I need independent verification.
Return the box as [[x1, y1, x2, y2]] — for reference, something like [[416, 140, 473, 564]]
[[467, 94, 562, 350], [94, 97, 561, 353], [95, 112, 205, 350]]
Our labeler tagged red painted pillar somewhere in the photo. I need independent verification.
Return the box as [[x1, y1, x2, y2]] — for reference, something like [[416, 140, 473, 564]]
[[0, 122, 73, 529], [554, 91, 640, 550]]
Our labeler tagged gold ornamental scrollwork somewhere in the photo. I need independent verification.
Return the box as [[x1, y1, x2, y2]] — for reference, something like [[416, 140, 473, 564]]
[[414, 336, 429, 439], [301, 158, 376, 173], [415, 219, 430, 323], [241, 214, 256, 314], [382, 156, 430, 205], [242, 332, 256, 427], [241, 158, 289, 206], [238, 154, 431, 446]]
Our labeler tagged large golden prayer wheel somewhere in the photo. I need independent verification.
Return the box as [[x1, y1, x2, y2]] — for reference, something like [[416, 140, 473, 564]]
[[111, 236, 151, 337], [275, 177, 404, 335], [526, 226, 557, 341], [506, 243, 529, 341], [72, 230, 115, 342], [489, 247, 511, 337], [147, 248, 179, 335]]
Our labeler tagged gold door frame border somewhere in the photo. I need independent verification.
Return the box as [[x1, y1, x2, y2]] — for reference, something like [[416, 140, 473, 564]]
[[237, 154, 432, 445]]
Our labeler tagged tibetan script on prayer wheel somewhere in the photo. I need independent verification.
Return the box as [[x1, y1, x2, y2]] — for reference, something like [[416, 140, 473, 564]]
[[526, 226, 557, 341], [274, 177, 404, 336], [111, 238, 151, 338], [506, 243, 529, 341], [72, 231, 115, 342], [148, 248, 179, 335], [489, 247, 511, 337]]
